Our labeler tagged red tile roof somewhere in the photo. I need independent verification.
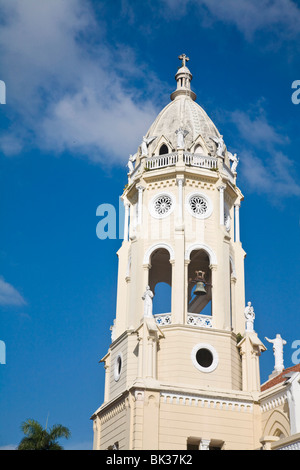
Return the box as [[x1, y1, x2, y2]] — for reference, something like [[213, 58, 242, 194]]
[[261, 364, 300, 391]]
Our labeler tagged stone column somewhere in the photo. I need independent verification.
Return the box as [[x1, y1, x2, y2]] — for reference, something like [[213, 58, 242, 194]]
[[176, 175, 184, 226], [123, 202, 130, 241], [209, 264, 217, 327], [137, 185, 145, 226], [218, 185, 226, 226], [234, 203, 240, 243]]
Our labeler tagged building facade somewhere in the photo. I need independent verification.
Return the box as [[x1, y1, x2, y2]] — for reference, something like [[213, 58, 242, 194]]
[[91, 56, 300, 451]]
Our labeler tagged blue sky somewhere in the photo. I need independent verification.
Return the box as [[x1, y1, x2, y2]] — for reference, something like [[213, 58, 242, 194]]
[[0, 0, 300, 450]]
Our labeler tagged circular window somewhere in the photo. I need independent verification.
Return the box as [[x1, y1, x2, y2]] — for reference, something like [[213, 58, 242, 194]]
[[114, 353, 123, 382], [149, 192, 175, 219], [191, 343, 218, 373], [196, 348, 213, 368], [186, 192, 212, 219]]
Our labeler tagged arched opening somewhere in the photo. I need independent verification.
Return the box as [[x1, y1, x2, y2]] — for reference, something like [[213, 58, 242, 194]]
[[159, 144, 169, 155], [149, 248, 172, 315], [187, 250, 212, 315], [194, 144, 204, 155]]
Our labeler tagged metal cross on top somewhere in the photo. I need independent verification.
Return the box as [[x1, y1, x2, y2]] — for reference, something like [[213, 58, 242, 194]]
[[178, 54, 189, 67]]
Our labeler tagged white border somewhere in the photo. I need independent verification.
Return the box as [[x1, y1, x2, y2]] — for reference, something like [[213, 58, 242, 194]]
[[149, 191, 176, 219], [191, 343, 219, 373], [186, 192, 213, 219], [114, 352, 123, 382]]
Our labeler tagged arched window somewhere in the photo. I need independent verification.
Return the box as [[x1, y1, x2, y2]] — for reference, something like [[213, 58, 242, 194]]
[[194, 144, 204, 155], [149, 248, 172, 314], [187, 249, 212, 315], [159, 144, 169, 155]]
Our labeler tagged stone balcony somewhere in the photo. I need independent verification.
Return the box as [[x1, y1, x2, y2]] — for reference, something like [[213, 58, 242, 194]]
[[129, 151, 235, 185]]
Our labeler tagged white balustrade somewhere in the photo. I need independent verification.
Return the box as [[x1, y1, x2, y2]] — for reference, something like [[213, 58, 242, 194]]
[[145, 153, 218, 171]]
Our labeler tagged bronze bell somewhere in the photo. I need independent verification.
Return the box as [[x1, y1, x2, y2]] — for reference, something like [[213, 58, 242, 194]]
[[194, 281, 207, 296]]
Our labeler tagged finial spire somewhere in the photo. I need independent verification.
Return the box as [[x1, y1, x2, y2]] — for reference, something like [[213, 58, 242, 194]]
[[178, 54, 189, 68], [170, 54, 196, 101]]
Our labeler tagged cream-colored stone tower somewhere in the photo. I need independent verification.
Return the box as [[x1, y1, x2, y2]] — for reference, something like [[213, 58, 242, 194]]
[[91, 56, 299, 450]]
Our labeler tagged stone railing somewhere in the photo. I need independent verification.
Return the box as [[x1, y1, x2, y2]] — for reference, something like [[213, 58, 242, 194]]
[[271, 433, 300, 451], [154, 313, 172, 326], [222, 162, 235, 183], [187, 313, 213, 328], [145, 153, 178, 170], [184, 153, 218, 170], [144, 152, 218, 171]]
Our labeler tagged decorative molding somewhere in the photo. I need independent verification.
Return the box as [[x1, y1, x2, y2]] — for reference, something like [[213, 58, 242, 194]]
[[184, 243, 217, 265], [154, 313, 172, 326], [277, 441, 300, 450], [187, 313, 212, 328], [143, 242, 175, 265], [186, 191, 213, 219], [260, 392, 288, 412], [149, 191, 176, 219], [100, 399, 127, 424], [160, 392, 253, 413]]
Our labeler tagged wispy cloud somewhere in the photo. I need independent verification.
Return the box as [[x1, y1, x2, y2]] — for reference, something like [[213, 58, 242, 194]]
[[228, 107, 300, 198], [161, 0, 300, 41], [229, 109, 288, 149], [0, 0, 161, 164], [239, 149, 300, 197], [0, 276, 26, 307]]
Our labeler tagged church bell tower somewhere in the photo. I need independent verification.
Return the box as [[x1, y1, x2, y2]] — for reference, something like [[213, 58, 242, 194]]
[[91, 55, 266, 451]]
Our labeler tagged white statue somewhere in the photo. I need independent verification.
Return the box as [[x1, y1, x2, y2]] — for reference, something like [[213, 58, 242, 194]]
[[141, 136, 157, 157], [228, 151, 239, 172], [175, 127, 189, 149], [127, 154, 136, 174], [110, 319, 116, 342], [244, 301, 255, 332], [142, 285, 154, 317], [210, 135, 225, 158], [265, 334, 287, 373]]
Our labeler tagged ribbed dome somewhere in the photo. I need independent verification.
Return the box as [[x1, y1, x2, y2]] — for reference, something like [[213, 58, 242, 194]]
[[143, 56, 221, 156], [145, 96, 220, 154]]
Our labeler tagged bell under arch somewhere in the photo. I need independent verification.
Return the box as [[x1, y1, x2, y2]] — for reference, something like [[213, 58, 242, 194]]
[[187, 249, 212, 315]]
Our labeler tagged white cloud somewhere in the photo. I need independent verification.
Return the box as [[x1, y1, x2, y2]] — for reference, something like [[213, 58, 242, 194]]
[[0, 276, 26, 307], [0, 0, 161, 164], [162, 0, 300, 40], [240, 150, 300, 197], [228, 108, 300, 197], [229, 109, 288, 148]]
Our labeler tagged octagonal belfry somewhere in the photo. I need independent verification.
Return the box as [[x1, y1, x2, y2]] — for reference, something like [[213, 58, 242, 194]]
[[91, 56, 299, 451]]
